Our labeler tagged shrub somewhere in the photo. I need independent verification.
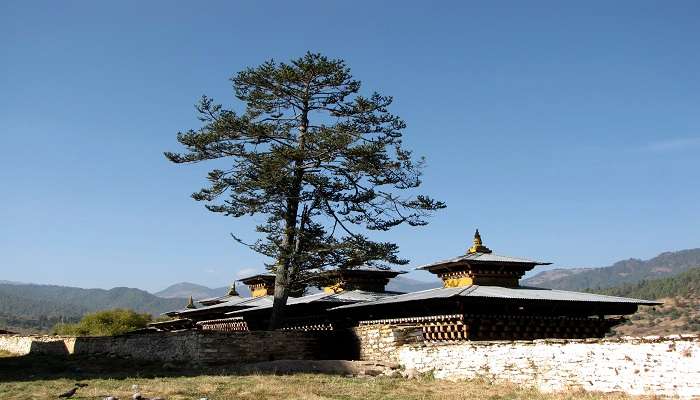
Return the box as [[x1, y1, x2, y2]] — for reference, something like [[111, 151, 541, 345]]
[[52, 309, 152, 336]]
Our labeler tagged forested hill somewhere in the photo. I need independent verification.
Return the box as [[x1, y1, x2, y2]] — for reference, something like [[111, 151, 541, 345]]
[[590, 267, 700, 300], [522, 248, 700, 291], [590, 267, 700, 336], [0, 283, 186, 333]]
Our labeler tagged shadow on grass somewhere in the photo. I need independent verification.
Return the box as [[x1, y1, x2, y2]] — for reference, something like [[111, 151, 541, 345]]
[[0, 353, 385, 383], [0, 353, 209, 382]]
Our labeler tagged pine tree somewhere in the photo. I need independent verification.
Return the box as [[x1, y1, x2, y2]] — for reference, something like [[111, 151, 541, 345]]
[[165, 52, 445, 328]]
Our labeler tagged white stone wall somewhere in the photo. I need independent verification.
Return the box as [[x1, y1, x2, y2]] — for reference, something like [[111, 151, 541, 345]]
[[0, 335, 76, 355], [397, 335, 700, 399]]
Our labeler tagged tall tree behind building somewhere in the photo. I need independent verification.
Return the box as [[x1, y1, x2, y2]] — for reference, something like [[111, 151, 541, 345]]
[[165, 52, 445, 328]]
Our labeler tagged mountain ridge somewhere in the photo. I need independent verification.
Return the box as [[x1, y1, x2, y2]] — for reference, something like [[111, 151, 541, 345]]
[[0, 283, 187, 333], [522, 248, 700, 291], [155, 282, 231, 299]]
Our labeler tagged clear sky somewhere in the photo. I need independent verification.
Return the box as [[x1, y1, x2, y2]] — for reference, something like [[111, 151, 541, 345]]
[[1, 1, 698, 292]]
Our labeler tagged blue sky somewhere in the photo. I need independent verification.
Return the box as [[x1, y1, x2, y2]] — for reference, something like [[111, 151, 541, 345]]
[[1, 1, 698, 292]]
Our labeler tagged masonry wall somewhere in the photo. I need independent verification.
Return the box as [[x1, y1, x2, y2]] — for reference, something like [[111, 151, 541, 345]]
[[0, 331, 327, 364], [356, 324, 700, 399], [3, 328, 699, 398]]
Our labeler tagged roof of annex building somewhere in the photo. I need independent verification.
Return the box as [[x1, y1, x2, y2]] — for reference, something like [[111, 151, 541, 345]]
[[167, 295, 273, 316], [330, 285, 660, 311], [417, 229, 551, 271], [416, 252, 551, 271], [226, 290, 400, 315], [237, 272, 276, 281]]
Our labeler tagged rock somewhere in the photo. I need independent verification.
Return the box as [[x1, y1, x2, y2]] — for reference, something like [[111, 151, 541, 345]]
[[384, 370, 403, 378], [401, 368, 420, 379]]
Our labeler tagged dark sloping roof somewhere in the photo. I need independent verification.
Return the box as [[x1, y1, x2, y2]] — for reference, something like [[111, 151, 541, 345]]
[[342, 265, 407, 274], [226, 290, 399, 315], [198, 294, 241, 305], [331, 285, 660, 310], [306, 265, 408, 275], [417, 252, 551, 270], [171, 295, 273, 316], [238, 273, 276, 282]]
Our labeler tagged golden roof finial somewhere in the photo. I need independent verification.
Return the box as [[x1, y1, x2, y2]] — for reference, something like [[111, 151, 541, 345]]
[[185, 295, 196, 309], [468, 229, 492, 254], [227, 282, 239, 296]]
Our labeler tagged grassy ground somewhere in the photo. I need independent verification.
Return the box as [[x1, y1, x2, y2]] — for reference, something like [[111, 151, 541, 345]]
[[0, 353, 648, 400]]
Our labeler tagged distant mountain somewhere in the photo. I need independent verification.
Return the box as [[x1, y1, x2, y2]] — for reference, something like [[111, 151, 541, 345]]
[[387, 276, 441, 293], [0, 283, 187, 333], [155, 282, 229, 299], [522, 248, 700, 291]]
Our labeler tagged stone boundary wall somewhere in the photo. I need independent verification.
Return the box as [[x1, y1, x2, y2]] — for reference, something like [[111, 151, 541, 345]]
[[355, 325, 700, 399], [0, 331, 327, 364], [4, 328, 699, 397]]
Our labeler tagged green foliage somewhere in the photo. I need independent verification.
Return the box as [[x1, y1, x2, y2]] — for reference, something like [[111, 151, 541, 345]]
[[52, 309, 152, 336], [589, 267, 700, 300], [165, 52, 445, 325]]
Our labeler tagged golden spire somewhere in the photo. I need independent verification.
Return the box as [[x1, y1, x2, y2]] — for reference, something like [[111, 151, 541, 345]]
[[185, 295, 196, 309], [467, 229, 492, 254], [227, 282, 239, 296]]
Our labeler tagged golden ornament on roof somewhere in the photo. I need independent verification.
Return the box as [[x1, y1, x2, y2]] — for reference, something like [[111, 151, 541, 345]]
[[467, 229, 492, 254]]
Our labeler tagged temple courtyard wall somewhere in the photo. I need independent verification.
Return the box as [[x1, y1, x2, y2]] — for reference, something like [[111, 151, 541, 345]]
[[2, 328, 699, 398], [0, 331, 328, 364], [354, 325, 700, 398]]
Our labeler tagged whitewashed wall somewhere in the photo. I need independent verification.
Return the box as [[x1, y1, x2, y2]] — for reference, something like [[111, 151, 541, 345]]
[[397, 335, 699, 398]]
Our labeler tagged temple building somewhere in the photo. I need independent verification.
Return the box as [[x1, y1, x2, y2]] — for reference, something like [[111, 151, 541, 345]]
[[149, 273, 277, 331], [223, 266, 405, 330], [150, 230, 658, 340], [331, 230, 659, 340]]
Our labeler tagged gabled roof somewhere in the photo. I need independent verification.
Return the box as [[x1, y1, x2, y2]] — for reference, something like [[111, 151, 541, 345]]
[[417, 252, 551, 270], [238, 273, 276, 282], [336, 265, 407, 274], [330, 285, 660, 310], [198, 294, 237, 305], [226, 290, 400, 315], [171, 295, 273, 316], [307, 265, 407, 276]]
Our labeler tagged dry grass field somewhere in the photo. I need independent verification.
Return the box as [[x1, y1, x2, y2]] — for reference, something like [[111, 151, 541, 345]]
[[0, 352, 650, 400]]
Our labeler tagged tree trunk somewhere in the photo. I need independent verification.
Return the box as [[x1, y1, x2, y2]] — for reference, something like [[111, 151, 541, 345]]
[[267, 105, 309, 330]]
